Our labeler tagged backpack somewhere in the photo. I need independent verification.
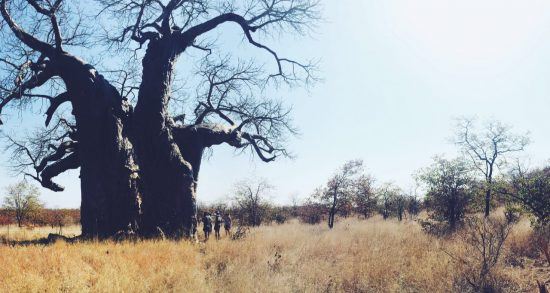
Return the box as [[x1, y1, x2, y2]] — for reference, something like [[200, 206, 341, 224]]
[[215, 215, 222, 226], [203, 215, 212, 228]]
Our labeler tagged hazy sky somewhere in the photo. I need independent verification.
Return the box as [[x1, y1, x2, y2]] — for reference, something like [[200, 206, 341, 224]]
[[2, 0, 550, 207]]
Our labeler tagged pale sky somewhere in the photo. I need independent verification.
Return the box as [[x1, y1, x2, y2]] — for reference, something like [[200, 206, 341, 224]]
[[1, 0, 550, 207]]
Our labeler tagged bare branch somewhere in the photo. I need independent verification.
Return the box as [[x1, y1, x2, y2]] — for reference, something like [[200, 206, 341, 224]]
[[0, 0, 55, 54]]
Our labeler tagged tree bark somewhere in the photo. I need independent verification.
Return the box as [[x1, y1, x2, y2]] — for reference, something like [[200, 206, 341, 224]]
[[55, 53, 141, 238], [328, 209, 335, 229], [133, 39, 197, 238]]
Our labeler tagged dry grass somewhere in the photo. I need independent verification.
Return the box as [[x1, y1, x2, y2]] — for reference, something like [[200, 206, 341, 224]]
[[0, 217, 546, 292], [0, 225, 80, 242]]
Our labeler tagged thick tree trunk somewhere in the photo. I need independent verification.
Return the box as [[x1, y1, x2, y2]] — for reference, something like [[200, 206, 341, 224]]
[[172, 123, 240, 195], [56, 53, 141, 238], [133, 39, 197, 238]]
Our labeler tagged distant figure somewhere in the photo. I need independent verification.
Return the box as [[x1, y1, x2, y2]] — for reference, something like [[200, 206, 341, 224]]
[[202, 212, 212, 241], [224, 214, 232, 236], [214, 211, 222, 240]]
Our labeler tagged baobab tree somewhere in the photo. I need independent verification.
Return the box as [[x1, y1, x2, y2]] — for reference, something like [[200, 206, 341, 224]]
[[0, 0, 141, 238], [455, 118, 529, 217], [0, 0, 320, 238], [96, 0, 319, 236]]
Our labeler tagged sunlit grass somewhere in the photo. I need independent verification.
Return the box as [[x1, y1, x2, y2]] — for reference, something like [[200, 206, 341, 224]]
[[0, 217, 542, 292], [0, 224, 80, 242]]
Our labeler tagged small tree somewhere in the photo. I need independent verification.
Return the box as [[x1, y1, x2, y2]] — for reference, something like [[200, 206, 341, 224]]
[[407, 190, 422, 219], [314, 160, 363, 229], [505, 165, 550, 265], [289, 193, 300, 218], [298, 199, 324, 225], [418, 157, 474, 231], [376, 182, 401, 220], [232, 178, 273, 227], [354, 174, 377, 219], [455, 118, 529, 217], [2, 181, 43, 227], [507, 166, 550, 226], [394, 193, 407, 221]]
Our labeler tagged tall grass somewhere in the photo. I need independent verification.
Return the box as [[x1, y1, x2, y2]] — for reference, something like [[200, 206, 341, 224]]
[[0, 217, 543, 292]]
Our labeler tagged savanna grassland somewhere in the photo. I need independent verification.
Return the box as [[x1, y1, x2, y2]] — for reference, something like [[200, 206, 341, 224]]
[[0, 217, 547, 293]]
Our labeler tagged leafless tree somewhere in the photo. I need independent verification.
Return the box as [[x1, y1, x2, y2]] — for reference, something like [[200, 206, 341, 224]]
[[94, 0, 320, 236], [446, 216, 513, 292], [0, 0, 140, 238], [0, 0, 320, 238], [455, 118, 529, 217], [232, 178, 273, 227]]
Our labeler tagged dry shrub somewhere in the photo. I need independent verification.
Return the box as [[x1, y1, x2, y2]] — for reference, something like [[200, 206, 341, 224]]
[[418, 218, 453, 237], [507, 221, 538, 265], [298, 202, 324, 225], [446, 216, 518, 292], [532, 224, 550, 266], [507, 220, 550, 269], [230, 226, 250, 240]]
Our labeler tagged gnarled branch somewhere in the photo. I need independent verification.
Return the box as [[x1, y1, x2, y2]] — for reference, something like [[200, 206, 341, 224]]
[[0, 0, 55, 54]]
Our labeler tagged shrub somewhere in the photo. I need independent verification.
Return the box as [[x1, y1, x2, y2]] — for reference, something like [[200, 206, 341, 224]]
[[418, 157, 475, 232], [532, 223, 550, 266], [273, 213, 287, 224], [298, 202, 324, 225], [447, 216, 515, 292]]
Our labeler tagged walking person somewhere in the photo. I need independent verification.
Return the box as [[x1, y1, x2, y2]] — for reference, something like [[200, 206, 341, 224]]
[[202, 212, 212, 241], [224, 214, 232, 236], [214, 211, 222, 240]]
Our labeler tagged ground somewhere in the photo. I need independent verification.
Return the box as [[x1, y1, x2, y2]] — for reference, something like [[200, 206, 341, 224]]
[[0, 217, 547, 292]]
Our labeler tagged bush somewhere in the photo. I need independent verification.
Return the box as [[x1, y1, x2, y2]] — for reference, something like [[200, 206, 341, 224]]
[[273, 213, 287, 224], [231, 179, 273, 227], [508, 166, 550, 226], [447, 216, 515, 292], [298, 202, 324, 225], [532, 223, 550, 266], [418, 157, 475, 232], [418, 219, 451, 237]]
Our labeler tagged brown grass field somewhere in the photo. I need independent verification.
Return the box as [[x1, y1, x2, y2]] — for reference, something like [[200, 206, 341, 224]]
[[0, 217, 547, 292]]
